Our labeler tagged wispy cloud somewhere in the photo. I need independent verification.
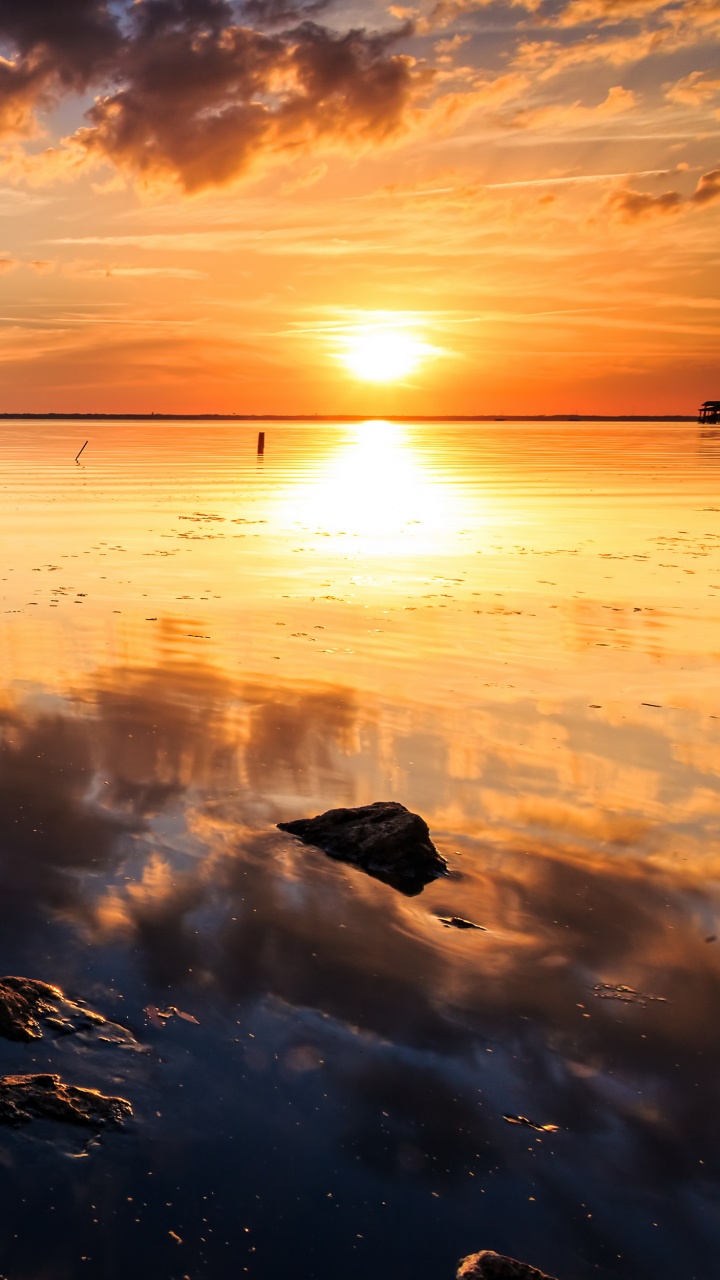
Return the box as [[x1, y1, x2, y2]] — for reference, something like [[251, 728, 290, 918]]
[[509, 84, 638, 130], [665, 69, 720, 108]]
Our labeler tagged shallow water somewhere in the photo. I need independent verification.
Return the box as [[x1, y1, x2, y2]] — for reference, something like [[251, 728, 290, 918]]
[[0, 419, 718, 1280]]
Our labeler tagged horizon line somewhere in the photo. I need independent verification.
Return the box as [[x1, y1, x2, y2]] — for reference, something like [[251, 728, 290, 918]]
[[0, 412, 701, 423]]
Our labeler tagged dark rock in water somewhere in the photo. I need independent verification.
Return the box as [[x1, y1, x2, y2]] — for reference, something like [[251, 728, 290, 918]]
[[0, 976, 125, 1043], [0, 976, 95, 1042], [457, 1251, 558, 1280], [0, 1074, 132, 1129], [439, 916, 486, 931], [278, 801, 447, 896]]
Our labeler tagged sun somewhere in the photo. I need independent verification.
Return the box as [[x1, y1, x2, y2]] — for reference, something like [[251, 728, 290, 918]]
[[342, 329, 430, 383]]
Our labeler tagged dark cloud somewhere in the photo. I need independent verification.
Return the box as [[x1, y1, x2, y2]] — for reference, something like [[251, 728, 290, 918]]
[[0, 0, 121, 87], [0, 0, 420, 190], [0, 58, 49, 135], [130, 0, 236, 39], [606, 168, 720, 220], [242, 0, 333, 26], [0, 0, 119, 141], [606, 187, 683, 219], [0, 705, 134, 940], [81, 12, 418, 190], [691, 167, 720, 206]]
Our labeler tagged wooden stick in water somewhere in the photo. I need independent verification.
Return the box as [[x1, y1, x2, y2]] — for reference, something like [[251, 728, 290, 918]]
[[75, 440, 88, 462]]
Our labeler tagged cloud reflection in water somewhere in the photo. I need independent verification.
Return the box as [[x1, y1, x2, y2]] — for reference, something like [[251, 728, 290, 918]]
[[0, 653, 718, 1277]]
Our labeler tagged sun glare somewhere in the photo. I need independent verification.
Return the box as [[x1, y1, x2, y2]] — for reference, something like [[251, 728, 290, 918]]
[[343, 330, 429, 383]]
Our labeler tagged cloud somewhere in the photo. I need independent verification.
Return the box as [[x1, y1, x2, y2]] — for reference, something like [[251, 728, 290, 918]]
[[515, 0, 720, 79], [605, 167, 720, 219], [101, 264, 210, 278], [691, 167, 720, 205], [0, 57, 56, 138], [279, 160, 327, 192], [0, 0, 123, 137], [510, 83, 637, 130], [241, 0, 333, 24], [433, 34, 472, 56], [665, 69, 720, 107], [0, 0, 713, 194], [605, 186, 683, 218], [77, 12, 435, 190], [0, 1, 436, 191], [514, 29, 672, 78], [428, 0, 540, 31], [0, 0, 121, 88], [546, 0, 680, 28]]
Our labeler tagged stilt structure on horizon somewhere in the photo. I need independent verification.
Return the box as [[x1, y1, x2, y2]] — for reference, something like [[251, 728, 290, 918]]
[[699, 401, 720, 424]]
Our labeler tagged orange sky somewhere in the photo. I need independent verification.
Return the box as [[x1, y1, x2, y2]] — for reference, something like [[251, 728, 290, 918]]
[[0, 0, 717, 414]]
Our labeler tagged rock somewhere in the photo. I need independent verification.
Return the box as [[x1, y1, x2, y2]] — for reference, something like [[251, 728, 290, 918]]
[[0, 977, 68, 1041], [0, 976, 121, 1043], [0, 1073, 132, 1129], [278, 801, 447, 896], [457, 1251, 558, 1280]]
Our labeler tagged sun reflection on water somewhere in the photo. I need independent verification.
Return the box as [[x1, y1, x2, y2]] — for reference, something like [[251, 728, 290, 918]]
[[270, 419, 483, 557]]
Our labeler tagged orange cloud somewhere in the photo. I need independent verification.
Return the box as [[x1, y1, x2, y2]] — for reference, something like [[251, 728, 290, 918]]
[[510, 83, 637, 130], [428, 0, 539, 30], [665, 69, 720, 106], [548, 0, 679, 27], [516, 0, 720, 79]]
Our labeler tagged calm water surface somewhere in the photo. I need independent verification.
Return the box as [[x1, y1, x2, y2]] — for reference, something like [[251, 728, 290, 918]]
[[0, 419, 719, 1280]]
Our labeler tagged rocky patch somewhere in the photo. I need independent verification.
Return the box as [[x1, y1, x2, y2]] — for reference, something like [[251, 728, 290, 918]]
[[0, 1073, 132, 1129], [0, 976, 135, 1047], [457, 1251, 558, 1280]]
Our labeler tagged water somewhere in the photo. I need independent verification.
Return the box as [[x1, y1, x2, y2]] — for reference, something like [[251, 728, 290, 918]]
[[0, 419, 718, 1280]]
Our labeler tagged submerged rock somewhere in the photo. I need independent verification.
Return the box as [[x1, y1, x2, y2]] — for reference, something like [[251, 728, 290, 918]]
[[439, 916, 486, 931], [457, 1251, 558, 1280], [0, 1073, 132, 1129], [592, 982, 668, 1006], [278, 801, 447, 896], [502, 1114, 559, 1133], [0, 976, 129, 1044]]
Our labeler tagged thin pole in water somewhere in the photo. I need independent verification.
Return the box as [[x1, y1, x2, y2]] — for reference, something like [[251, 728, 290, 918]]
[[75, 440, 88, 463], [257, 431, 265, 455]]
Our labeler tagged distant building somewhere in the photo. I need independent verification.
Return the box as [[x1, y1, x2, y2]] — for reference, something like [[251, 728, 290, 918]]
[[699, 400, 720, 424]]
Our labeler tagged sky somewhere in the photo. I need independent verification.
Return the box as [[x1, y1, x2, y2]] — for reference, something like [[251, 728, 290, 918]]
[[0, 0, 717, 415]]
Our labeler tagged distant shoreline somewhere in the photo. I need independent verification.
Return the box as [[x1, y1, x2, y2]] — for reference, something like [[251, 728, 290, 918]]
[[0, 413, 699, 423]]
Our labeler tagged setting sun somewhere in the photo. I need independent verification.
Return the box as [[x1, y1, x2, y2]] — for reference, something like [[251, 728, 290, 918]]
[[343, 330, 430, 383]]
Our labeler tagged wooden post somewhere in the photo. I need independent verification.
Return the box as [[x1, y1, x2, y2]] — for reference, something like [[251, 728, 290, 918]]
[[257, 431, 265, 455]]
